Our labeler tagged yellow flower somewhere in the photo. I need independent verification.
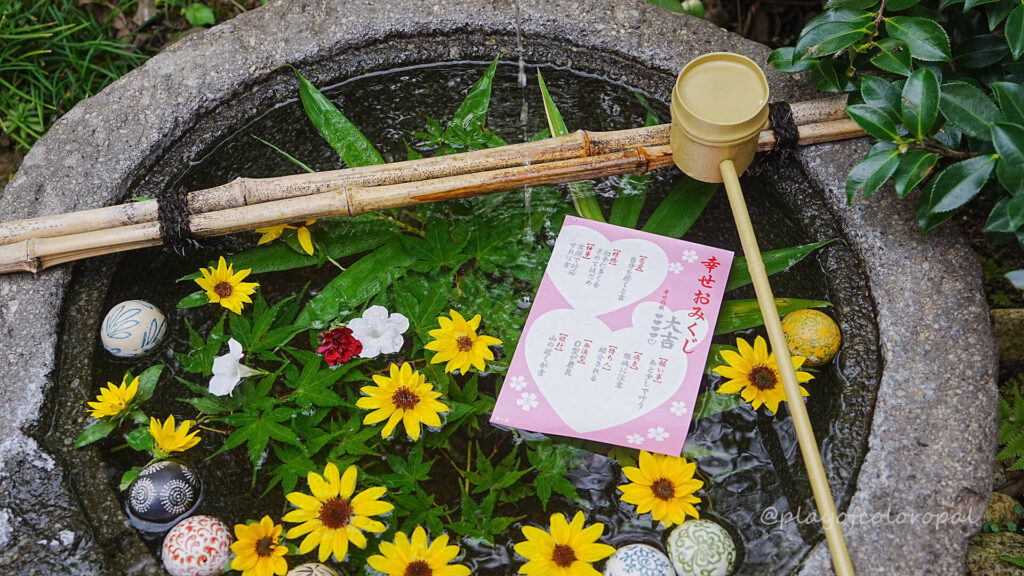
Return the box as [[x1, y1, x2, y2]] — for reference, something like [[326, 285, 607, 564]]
[[424, 310, 502, 373], [283, 462, 394, 563], [513, 511, 614, 576], [255, 220, 317, 255], [356, 363, 450, 441], [87, 374, 139, 419], [230, 515, 288, 576], [194, 256, 259, 314], [149, 415, 200, 456], [617, 451, 703, 528], [712, 335, 813, 415], [367, 526, 471, 576]]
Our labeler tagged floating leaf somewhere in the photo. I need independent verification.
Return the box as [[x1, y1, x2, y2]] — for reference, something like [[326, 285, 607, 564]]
[[715, 298, 831, 335]]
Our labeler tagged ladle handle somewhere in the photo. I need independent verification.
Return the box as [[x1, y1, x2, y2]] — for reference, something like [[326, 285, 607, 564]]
[[719, 159, 856, 576]]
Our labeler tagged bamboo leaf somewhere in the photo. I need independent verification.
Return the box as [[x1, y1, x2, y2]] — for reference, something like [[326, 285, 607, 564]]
[[726, 241, 833, 292], [715, 298, 831, 335], [610, 93, 660, 228], [641, 176, 718, 237], [445, 56, 499, 136], [537, 69, 605, 222], [252, 135, 315, 173], [294, 69, 384, 168], [893, 150, 939, 198], [901, 68, 940, 139], [940, 82, 1002, 141], [885, 16, 952, 62]]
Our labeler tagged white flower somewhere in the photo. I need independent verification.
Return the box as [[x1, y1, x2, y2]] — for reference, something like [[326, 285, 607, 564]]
[[626, 433, 645, 445], [668, 262, 683, 274], [670, 401, 688, 416], [681, 250, 698, 263], [209, 338, 257, 396], [507, 375, 527, 391], [517, 392, 539, 411], [347, 305, 409, 358], [647, 426, 669, 441]]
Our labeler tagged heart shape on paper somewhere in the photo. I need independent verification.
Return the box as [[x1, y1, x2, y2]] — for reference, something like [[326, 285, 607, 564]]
[[525, 302, 708, 433], [547, 225, 668, 315]]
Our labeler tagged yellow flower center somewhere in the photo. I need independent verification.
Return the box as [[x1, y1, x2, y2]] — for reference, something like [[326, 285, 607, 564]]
[[456, 335, 473, 351], [651, 478, 676, 500], [392, 386, 420, 410], [404, 561, 432, 576], [319, 497, 354, 529], [214, 281, 233, 298], [748, 365, 778, 391], [552, 544, 576, 567], [256, 536, 277, 557]]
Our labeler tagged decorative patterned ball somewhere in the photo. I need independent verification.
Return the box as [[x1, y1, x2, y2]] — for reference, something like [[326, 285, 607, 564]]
[[287, 563, 341, 576], [781, 309, 841, 367], [666, 520, 736, 576], [161, 515, 232, 576], [604, 543, 675, 576], [126, 461, 202, 533], [100, 300, 167, 357]]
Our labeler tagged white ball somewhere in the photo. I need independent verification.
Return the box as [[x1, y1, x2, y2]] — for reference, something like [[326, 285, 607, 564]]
[[100, 300, 167, 357], [604, 543, 675, 576], [161, 515, 232, 576], [287, 563, 340, 576], [666, 520, 736, 576]]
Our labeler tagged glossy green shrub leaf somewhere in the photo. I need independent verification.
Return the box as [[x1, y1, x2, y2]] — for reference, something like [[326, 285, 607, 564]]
[[1008, 5, 1024, 60], [887, 0, 923, 9], [940, 82, 1002, 140], [901, 68, 940, 139], [715, 299, 831, 335], [992, 122, 1024, 195], [916, 178, 956, 233], [992, 82, 1024, 125], [929, 154, 999, 213], [812, 58, 854, 91], [893, 150, 939, 198], [726, 240, 832, 292], [846, 104, 901, 141], [1008, 194, 1024, 235], [294, 69, 384, 168], [964, 0, 1001, 9], [987, 0, 1016, 30], [642, 177, 718, 237], [860, 76, 901, 120], [825, 0, 877, 8], [846, 143, 901, 200], [885, 17, 952, 62], [954, 35, 1009, 69], [796, 21, 869, 58], [768, 47, 817, 73], [984, 197, 1016, 240], [871, 39, 913, 76], [75, 419, 116, 449]]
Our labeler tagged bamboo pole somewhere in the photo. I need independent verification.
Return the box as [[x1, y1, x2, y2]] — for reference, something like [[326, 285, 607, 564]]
[[0, 95, 851, 247]]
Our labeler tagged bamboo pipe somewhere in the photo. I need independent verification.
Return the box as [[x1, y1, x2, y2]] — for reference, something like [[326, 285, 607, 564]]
[[0, 95, 851, 247]]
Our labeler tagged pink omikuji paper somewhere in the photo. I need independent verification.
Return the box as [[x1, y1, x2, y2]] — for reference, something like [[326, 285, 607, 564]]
[[490, 216, 734, 456]]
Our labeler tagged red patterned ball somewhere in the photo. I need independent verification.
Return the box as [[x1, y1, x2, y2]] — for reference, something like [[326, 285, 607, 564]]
[[161, 515, 233, 576]]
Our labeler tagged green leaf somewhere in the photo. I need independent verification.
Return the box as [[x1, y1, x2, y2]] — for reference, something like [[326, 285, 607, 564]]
[[1002, 556, 1024, 569], [893, 150, 939, 197], [825, 0, 878, 8], [846, 104, 902, 142], [845, 142, 901, 200], [726, 240, 832, 292], [1006, 269, 1024, 290], [184, 3, 215, 26], [642, 177, 718, 237], [693, 391, 743, 418], [871, 39, 913, 76], [221, 407, 302, 466], [940, 82, 1002, 141], [119, 466, 143, 491], [953, 34, 1009, 69], [294, 69, 384, 168], [812, 58, 854, 92], [715, 298, 831, 335], [993, 82, 1024, 125], [392, 273, 452, 342], [176, 290, 209, 309], [135, 364, 164, 403], [125, 425, 154, 451], [297, 241, 415, 327], [796, 21, 869, 58], [1008, 5, 1024, 60], [445, 56, 499, 138], [929, 154, 999, 212], [1008, 194, 1024, 234], [768, 47, 818, 73], [992, 122, 1024, 195], [398, 221, 470, 273], [860, 76, 901, 120], [252, 135, 315, 173], [901, 68, 940, 139], [75, 419, 116, 448], [537, 69, 604, 222], [885, 17, 952, 62], [964, 0, 1000, 9], [987, 0, 1016, 30], [610, 94, 660, 228], [915, 178, 956, 233]]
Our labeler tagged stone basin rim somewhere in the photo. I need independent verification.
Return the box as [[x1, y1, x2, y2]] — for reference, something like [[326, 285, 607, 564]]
[[0, 0, 996, 574]]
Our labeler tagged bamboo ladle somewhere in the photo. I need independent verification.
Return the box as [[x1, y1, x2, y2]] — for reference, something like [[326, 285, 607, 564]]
[[669, 52, 854, 575]]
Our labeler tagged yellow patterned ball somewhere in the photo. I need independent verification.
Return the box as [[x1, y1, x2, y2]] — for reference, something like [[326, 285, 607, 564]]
[[781, 309, 841, 367]]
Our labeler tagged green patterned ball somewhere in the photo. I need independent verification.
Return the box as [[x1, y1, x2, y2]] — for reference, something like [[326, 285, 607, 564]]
[[781, 309, 841, 367], [666, 520, 736, 576]]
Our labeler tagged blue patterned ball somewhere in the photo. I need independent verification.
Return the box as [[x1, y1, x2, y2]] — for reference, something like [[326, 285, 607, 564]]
[[604, 543, 675, 576], [100, 300, 167, 357]]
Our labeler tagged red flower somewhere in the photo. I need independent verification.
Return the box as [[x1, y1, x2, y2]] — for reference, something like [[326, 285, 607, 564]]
[[317, 327, 362, 366]]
